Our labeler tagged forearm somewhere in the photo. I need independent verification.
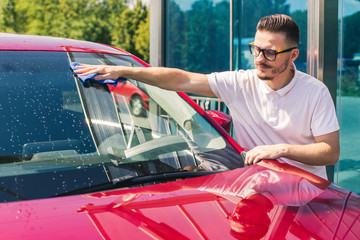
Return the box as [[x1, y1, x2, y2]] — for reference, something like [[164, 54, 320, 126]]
[[275, 142, 339, 166], [245, 131, 340, 166], [75, 63, 216, 95], [123, 67, 188, 89], [115, 66, 214, 96]]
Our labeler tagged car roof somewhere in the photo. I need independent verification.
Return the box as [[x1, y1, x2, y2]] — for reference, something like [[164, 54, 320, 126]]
[[0, 33, 129, 55]]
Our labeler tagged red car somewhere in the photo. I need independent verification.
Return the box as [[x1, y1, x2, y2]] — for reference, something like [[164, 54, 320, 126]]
[[0, 33, 359, 240], [109, 82, 149, 117]]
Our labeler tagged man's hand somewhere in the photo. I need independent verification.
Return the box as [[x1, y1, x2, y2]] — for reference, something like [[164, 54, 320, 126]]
[[74, 64, 215, 96], [74, 64, 124, 81], [245, 144, 286, 166], [244, 131, 340, 166]]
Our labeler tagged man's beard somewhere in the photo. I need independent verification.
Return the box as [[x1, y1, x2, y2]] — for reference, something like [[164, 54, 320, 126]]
[[256, 57, 290, 80]]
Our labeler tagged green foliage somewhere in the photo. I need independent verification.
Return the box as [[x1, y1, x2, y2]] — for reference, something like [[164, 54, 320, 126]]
[[0, 0, 149, 61], [134, 12, 150, 62], [341, 74, 360, 96], [111, 1, 148, 60]]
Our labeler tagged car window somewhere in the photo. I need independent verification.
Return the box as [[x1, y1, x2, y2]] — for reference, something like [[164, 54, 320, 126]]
[[0, 51, 242, 202], [0, 51, 95, 160]]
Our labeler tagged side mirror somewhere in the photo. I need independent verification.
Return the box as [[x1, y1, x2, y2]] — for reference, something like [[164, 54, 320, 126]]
[[207, 110, 232, 134]]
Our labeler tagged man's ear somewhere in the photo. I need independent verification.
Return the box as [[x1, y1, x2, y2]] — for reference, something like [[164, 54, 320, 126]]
[[290, 48, 299, 62]]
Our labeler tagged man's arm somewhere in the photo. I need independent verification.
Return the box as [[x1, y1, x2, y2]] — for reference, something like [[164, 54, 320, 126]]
[[75, 65, 216, 97], [245, 130, 340, 166]]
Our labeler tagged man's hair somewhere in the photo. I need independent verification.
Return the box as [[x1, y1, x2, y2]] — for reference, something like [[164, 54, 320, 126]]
[[256, 14, 300, 46]]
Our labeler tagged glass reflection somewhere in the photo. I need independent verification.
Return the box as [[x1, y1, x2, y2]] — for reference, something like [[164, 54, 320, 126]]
[[166, 0, 230, 73], [336, 0, 360, 194], [233, 0, 307, 72]]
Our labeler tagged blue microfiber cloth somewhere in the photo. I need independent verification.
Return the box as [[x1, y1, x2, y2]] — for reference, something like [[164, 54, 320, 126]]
[[70, 62, 127, 86]]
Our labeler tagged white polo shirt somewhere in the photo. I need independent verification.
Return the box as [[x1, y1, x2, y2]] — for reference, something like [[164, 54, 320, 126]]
[[207, 65, 339, 179]]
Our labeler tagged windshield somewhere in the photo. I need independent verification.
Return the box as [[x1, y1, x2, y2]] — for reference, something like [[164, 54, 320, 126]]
[[0, 51, 242, 202]]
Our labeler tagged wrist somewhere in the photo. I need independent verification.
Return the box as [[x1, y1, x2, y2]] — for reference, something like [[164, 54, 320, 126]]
[[117, 66, 131, 78], [277, 143, 289, 158]]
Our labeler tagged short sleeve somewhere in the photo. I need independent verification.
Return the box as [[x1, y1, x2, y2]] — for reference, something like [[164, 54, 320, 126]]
[[207, 73, 221, 98], [206, 70, 249, 108]]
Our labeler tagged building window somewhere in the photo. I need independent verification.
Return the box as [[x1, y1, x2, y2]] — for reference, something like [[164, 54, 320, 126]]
[[336, 0, 360, 194], [232, 0, 307, 72], [165, 0, 230, 73]]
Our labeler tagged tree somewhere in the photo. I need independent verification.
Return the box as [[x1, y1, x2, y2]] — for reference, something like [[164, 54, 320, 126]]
[[182, 0, 230, 73], [1, 0, 28, 33], [111, 0, 148, 59], [0, 0, 150, 61], [164, 1, 186, 68], [135, 12, 150, 63], [240, 0, 290, 38]]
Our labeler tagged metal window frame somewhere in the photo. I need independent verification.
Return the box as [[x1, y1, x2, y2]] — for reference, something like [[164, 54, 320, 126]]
[[307, 0, 338, 182], [150, 0, 165, 67]]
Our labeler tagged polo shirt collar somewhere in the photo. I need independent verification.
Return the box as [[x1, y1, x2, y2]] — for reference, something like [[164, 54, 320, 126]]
[[259, 63, 298, 96]]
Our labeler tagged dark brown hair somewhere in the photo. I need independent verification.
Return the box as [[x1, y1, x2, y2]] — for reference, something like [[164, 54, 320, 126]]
[[256, 14, 300, 46]]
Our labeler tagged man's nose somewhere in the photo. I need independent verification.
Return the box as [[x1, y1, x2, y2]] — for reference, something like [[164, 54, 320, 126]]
[[255, 51, 267, 62]]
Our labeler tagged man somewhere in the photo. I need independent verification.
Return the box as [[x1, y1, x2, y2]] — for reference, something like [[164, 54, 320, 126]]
[[75, 14, 339, 179]]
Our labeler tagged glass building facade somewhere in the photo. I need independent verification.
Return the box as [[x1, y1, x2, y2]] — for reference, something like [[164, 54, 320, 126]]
[[150, 0, 360, 193], [337, 0, 360, 193]]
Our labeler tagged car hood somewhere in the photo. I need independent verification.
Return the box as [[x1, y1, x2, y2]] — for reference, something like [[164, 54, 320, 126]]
[[0, 160, 359, 240]]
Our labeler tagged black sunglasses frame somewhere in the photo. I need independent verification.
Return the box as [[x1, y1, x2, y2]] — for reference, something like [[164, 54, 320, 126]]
[[248, 43, 298, 61]]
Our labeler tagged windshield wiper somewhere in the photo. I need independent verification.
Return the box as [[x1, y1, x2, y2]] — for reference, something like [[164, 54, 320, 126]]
[[53, 170, 218, 197]]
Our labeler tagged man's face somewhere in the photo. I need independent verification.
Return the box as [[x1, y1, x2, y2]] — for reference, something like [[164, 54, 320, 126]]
[[253, 30, 294, 81]]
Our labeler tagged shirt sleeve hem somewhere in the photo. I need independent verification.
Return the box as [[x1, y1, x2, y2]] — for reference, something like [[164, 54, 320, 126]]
[[206, 73, 220, 98], [312, 126, 340, 137]]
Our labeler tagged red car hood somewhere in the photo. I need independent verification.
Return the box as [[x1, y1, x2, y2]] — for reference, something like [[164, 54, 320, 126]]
[[0, 160, 359, 240]]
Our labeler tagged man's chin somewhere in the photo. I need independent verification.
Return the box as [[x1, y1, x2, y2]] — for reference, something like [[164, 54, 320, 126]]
[[257, 72, 273, 80], [256, 67, 273, 80]]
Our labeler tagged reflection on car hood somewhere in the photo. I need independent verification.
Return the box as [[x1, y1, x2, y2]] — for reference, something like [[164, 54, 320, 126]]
[[0, 161, 359, 240]]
